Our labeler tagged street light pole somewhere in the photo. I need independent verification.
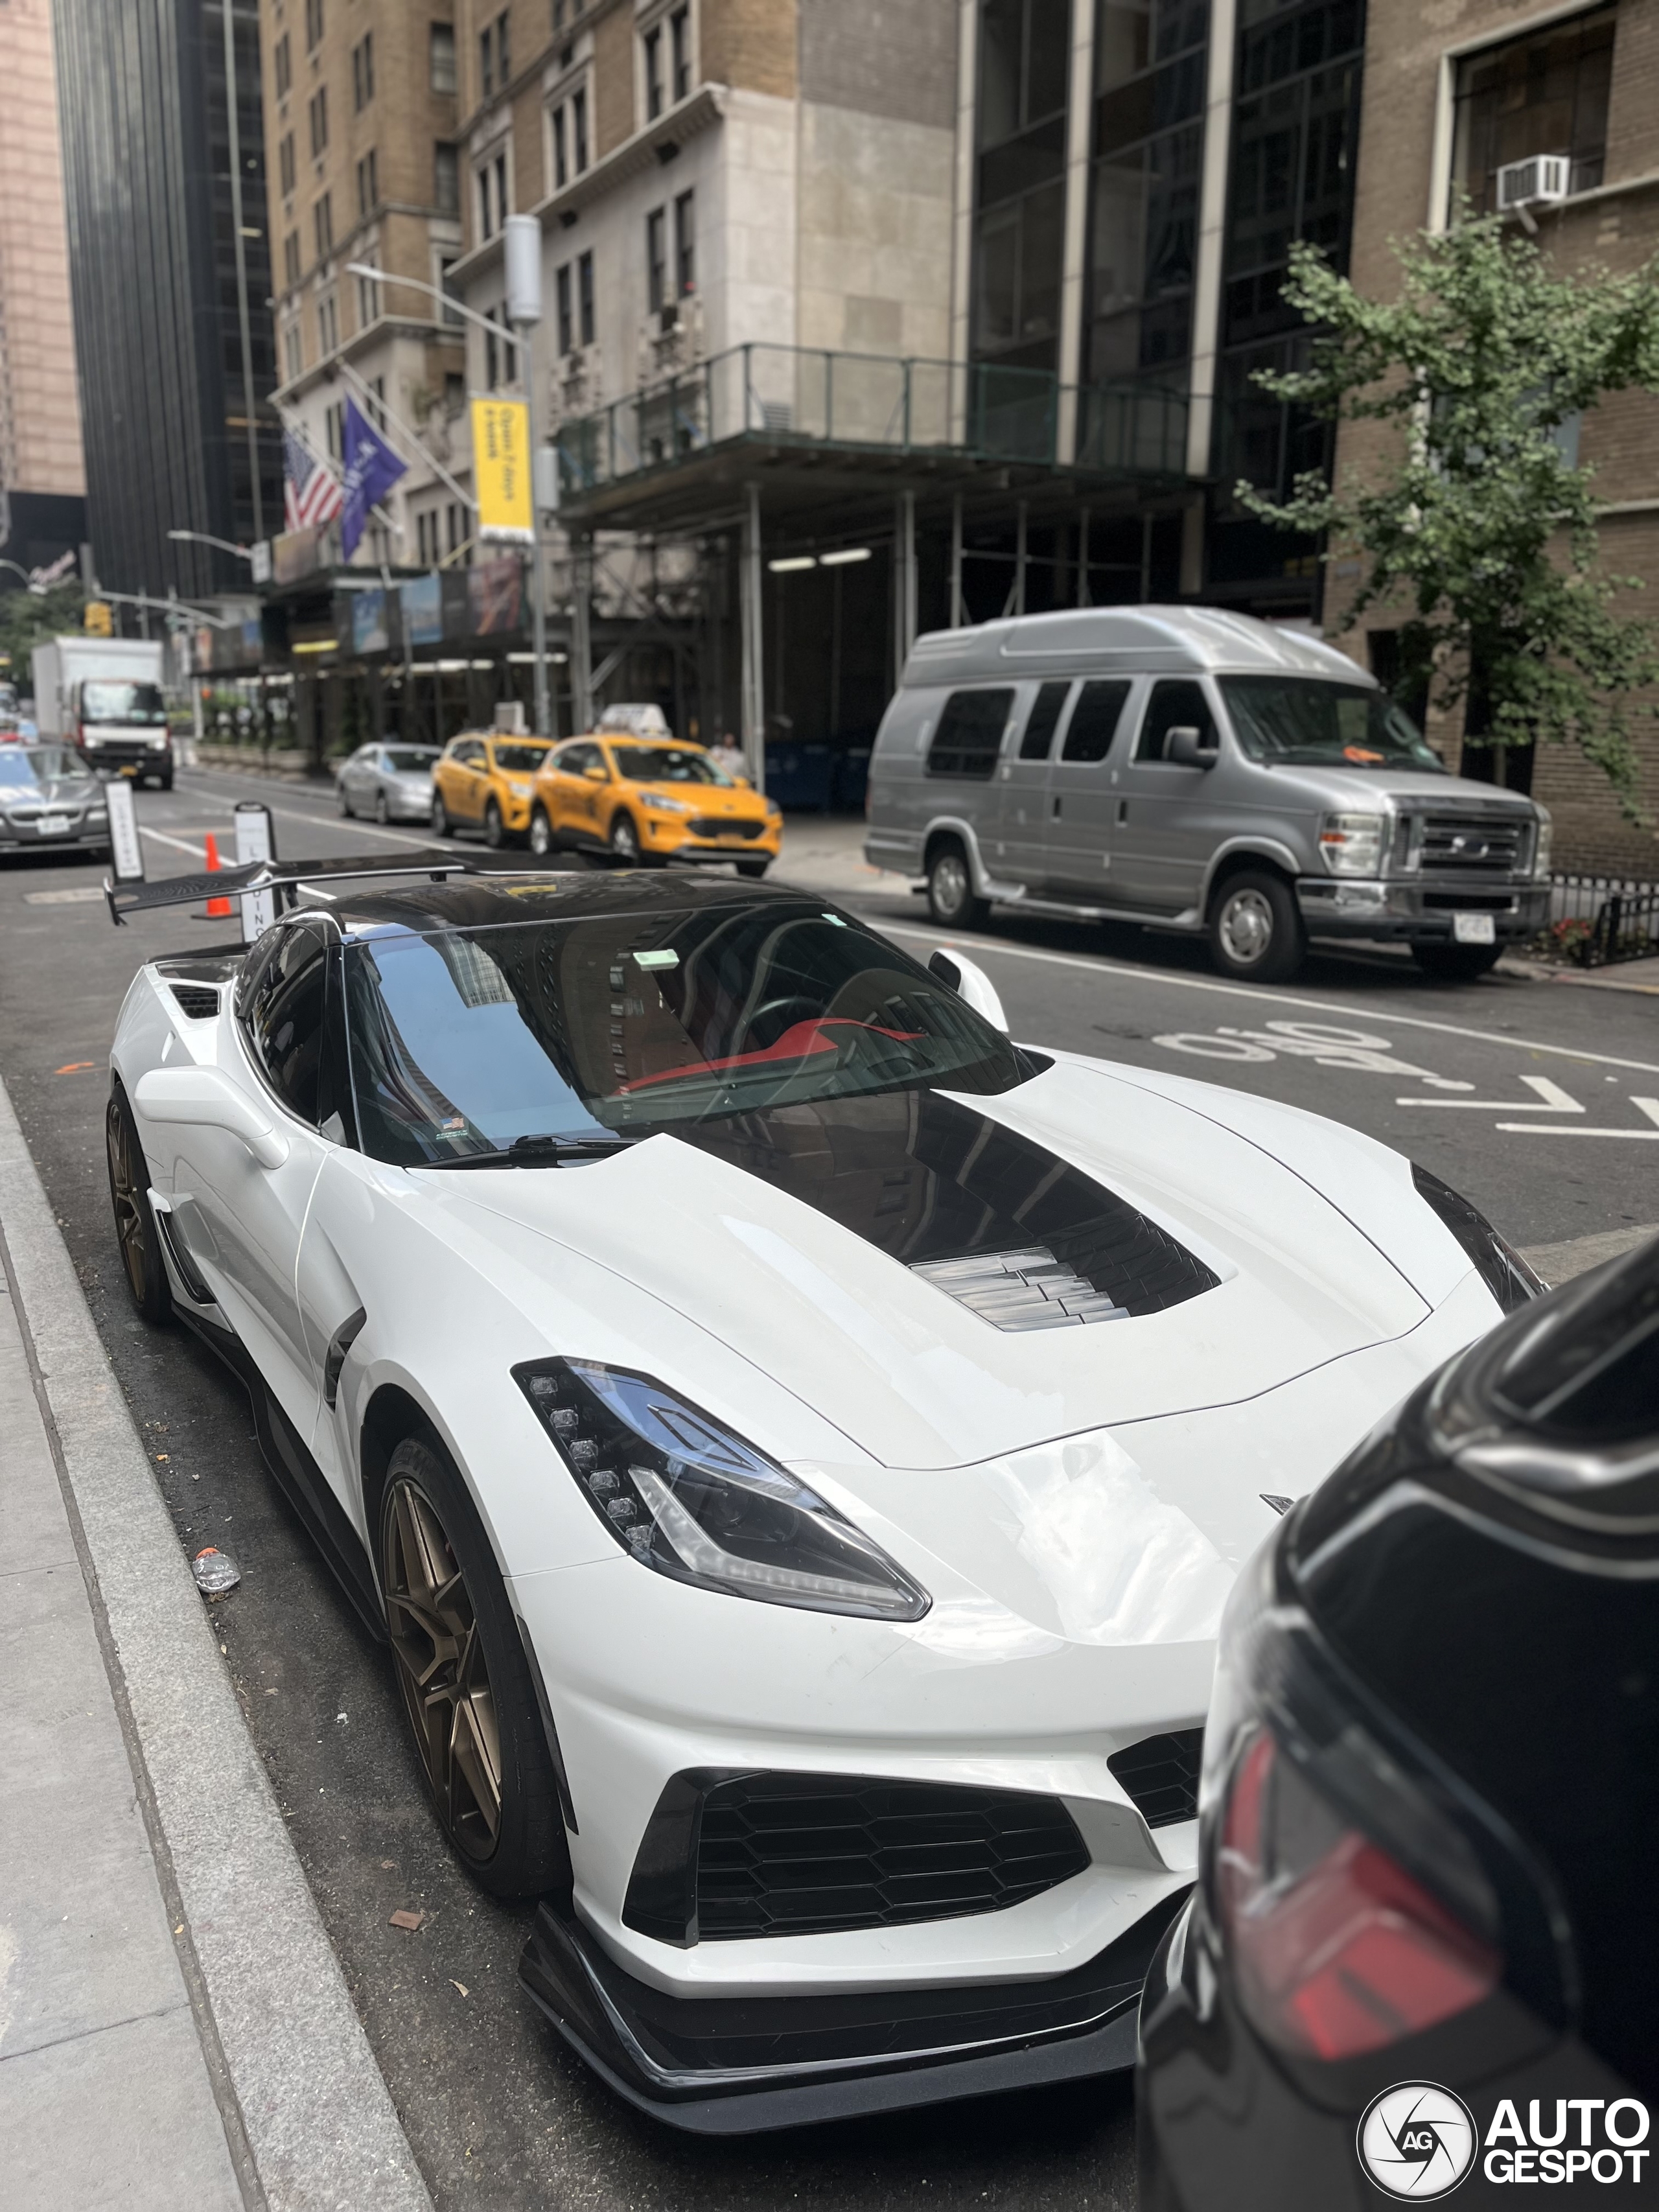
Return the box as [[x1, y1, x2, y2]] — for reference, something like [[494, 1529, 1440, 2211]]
[[504, 216, 551, 738], [166, 530, 256, 564]]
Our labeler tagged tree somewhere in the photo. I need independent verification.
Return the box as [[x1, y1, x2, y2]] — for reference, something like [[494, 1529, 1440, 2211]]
[[1238, 217, 1659, 814], [0, 581, 87, 694]]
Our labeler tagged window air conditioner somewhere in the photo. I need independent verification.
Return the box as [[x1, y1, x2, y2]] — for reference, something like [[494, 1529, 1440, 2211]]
[[1496, 154, 1571, 211]]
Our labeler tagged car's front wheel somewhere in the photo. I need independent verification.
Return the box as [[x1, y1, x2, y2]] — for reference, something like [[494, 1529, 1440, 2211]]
[[106, 1082, 172, 1325], [1208, 869, 1306, 983], [375, 791, 390, 826], [431, 793, 453, 839], [609, 811, 642, 865], [483, 798, 507, 850], [338, 786, 353, 817], [380, 1437, 570, 1900], [528, 806, 555, 859], [926, 839, 989, 928]]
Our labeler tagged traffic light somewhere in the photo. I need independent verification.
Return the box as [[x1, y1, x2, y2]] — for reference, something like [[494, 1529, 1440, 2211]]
[[84, 601, 113, 636]]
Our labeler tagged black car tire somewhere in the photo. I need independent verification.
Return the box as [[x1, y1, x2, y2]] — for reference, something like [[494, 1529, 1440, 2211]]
[[338, 786, 353, 817], [736, 857, 770, 879], [610, 811, 642, 865], [432, 794, 454, 839], [379, 1436, 571, 1900], [528, 806, 555, 859], [1411, 939, 1503, 982], [925, 840, 989, 929], [106, 1082, 172, 1326], [484, 798, 507, 850], [1208, 869, 1306, 983], [375, 791, 390, 826]]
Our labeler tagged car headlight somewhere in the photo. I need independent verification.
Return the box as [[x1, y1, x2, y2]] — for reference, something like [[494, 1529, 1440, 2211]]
[[640, 792, 693, 815], [1532, 805, 1553, 879], [515, 1359, 930, 1620], [148, 733, 169, 749], [1318, 811, 1386, 876], [1411, 1164, 1544, 1312]]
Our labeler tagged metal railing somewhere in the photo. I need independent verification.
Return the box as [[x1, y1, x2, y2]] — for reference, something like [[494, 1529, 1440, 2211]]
[[1544, 872, 1659, 966], [553, 343, 1190, 498]]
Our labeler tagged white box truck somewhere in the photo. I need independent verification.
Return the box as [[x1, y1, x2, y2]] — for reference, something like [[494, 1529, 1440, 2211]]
[[30, 636, 174, 787]]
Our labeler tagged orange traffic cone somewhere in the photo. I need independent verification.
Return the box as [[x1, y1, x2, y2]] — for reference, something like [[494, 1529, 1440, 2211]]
[[204, 832, 233, 919]]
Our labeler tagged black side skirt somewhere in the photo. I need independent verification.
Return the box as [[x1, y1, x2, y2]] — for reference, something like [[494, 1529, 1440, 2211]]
[[518, 1887, 1188, 2135], [178, 1308, 388, 1645]]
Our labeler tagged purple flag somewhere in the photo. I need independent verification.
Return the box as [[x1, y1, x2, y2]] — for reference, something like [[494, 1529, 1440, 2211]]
[[340, 397, 406, 561]]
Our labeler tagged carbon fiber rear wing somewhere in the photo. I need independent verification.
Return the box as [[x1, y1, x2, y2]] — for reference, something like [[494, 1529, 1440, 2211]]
[[104, 850, 477, 927]]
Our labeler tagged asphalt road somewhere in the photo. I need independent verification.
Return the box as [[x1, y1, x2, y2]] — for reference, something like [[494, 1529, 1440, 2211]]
[[3, 763, 1654, 2212]]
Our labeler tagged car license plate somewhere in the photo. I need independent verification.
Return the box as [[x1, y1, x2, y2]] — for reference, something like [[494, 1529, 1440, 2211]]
[[37, 814, 71, 836], [1452, 912, 1496, 944], [119, 765, 139, 778]]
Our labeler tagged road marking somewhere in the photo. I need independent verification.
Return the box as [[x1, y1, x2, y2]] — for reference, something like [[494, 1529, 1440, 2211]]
[[1498, 1098, 1659, 1137], [883, 921, 1659, 1076], [139, 826, 207, 860], [1396, 1075, 1583, 1113], [23, 887, 106, 906], [1153, 1019, 1476, 1090], [174, 771, 434, 850]]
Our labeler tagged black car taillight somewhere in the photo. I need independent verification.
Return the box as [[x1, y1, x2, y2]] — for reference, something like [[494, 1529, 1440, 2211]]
[[1215, 1726, 1499, 2060]]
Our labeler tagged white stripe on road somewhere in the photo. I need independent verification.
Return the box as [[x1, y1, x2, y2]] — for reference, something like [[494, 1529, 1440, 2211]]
[[1394, 1077, 1583, 1112], [138, 825, 208, 860], [883, 922, 1659, 1077], [1498, 1099, 1659, 1136]]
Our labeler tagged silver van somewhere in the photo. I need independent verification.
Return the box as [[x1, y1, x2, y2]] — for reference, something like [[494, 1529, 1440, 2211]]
[[863, 606, 1551, 982]]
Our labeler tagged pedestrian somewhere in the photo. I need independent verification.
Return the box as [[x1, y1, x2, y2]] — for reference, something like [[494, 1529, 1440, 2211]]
[[708, 731, 746, 783]]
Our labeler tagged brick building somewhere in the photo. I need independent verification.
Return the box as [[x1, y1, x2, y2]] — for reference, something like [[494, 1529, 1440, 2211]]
[[1332, 0, 1659, 874]]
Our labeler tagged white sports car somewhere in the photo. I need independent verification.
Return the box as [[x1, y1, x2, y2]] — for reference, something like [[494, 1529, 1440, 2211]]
[[104, 857, 1539, 2132]]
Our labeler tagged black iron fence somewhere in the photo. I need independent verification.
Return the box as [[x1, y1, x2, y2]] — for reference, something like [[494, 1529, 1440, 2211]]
[[1544, 873, 1659, 966]]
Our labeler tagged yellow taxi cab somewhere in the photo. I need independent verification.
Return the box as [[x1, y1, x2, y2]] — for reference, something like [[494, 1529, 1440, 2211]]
[[528, 735, 782, 874], [430, 732, 553, 847]]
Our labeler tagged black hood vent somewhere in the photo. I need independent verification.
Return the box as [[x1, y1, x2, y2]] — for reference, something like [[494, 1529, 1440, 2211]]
[[672, 1089, 1218, 1322]]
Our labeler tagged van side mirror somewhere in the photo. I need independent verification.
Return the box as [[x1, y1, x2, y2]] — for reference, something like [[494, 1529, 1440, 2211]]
[[1166, 726, 1218, 768]]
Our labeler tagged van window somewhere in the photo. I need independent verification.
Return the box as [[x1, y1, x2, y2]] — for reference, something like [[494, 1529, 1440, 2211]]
[[1019, 680, 1073, 761], [1135, 680, 1216, 762], [926, 688, 1015, 779], [1061, 680, 1131, 763]]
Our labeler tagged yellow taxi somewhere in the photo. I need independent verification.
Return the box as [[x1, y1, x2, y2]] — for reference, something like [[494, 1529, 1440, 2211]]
[[430, 732, 553, 847], [528, 735, 782, 874]]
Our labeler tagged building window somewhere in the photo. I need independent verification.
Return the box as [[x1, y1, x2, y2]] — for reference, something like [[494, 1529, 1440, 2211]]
[[476, 148, 509, 240], [318, 290, 339, 355], [573, 85, 589, 170], [284, 323, 303, 382], [439, 255, 464, 325], [447, 501, 466, 552], [353, 32, 375, 111], [369, 376, 387, 430], [484, 308, 518, 390], [671, 5, 691, 100], [356, 148, 378, 218], [417, 510, 435, 566], [435, 141, 459, 215], [283, 229, 301, 285], [279, 132, 296, 196], [496, 9, 511, 84], [274, 31, 291, 99], [646, 207, 667, 311], [445, 371, 465, 415], [578, 248, 595, 345], [313, 191, 334, 259], [356, 262, 380, 325], [674, 187, 695, 296], [431, 23, 456, 93], [480, 11, 509, 99], [645, 25, 665, 119], [305, 0, 323, 52], [1451, 5, 1616, 217], [308, 86, 328, 157], [556, 262, 574, 353], [973, 0, 1074, 374], [480, 19, 494, 97], [551, 104, 568, 188], [325, 399, 344, 460]]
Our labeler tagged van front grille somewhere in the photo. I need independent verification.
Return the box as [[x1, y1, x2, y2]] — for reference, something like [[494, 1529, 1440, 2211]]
[[1419, 814, 1525, 874]]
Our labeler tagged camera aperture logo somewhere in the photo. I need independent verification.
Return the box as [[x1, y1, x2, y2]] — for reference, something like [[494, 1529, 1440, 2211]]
[[1358, 2084, 1479, 2200]]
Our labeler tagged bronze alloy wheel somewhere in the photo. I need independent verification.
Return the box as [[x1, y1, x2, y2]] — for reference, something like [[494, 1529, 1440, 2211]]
[[382, 1474, 503, 1863], [107, 1092, 147, 1303]]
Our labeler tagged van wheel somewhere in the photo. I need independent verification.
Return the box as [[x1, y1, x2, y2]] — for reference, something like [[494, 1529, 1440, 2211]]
[[926, 841, 988, 929], [1209, 870, 1305, 983], [1411, 940, 1502, 982]]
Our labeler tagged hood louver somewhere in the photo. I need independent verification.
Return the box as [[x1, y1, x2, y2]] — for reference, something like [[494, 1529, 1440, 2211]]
[[912, 1248, 1130, 1331]]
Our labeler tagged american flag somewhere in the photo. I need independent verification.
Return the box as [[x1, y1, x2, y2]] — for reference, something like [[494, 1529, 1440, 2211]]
[[283, 426, 344, 530]]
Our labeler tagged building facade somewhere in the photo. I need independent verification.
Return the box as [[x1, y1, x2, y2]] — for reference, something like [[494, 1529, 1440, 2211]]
[[53, 0, 281, 603], [0, 0, 86, 590], [1332, 0, 1659, 872], [261, 0, 468, 569]]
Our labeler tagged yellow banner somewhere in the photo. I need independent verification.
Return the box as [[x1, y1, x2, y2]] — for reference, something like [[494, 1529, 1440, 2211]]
[[470, 397, 533, 544]]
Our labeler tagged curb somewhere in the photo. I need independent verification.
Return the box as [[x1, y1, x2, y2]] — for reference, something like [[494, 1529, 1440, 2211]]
[[0, 1072, 432, 2212]]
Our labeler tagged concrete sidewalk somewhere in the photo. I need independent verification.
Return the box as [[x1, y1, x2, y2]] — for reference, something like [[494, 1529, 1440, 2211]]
[[0, 1073, 431, 2212]]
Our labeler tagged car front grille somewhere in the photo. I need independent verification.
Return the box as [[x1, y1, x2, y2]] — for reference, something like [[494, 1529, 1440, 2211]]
[[1419, 814, 1526, 873], [687, 817, 763, 839], [694, 1773, 1091, 1941], [170, 984, 221, 1020], [1108, 1728, 1204, 1829]]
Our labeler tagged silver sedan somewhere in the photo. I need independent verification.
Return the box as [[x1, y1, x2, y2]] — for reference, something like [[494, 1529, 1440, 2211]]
[[336, 743, 439, 825]]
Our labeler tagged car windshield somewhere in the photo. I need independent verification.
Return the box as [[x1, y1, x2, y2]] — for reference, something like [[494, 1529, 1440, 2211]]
[[80, 680, 167, 726], [384, 748, 436, 773], [614, 745, 730, 786], [491, 743, 550, 773], [1220, 677, 1444, 772], [0, 747, 91, 786], [343, 900, 1025, 1165]]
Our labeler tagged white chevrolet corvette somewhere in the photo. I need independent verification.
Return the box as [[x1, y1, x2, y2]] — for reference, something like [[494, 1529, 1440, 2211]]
[[104, 857, 1539, 2132]]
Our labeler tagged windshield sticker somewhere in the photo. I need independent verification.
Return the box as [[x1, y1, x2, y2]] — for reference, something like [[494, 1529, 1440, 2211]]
[[632, 949, 680, 971]]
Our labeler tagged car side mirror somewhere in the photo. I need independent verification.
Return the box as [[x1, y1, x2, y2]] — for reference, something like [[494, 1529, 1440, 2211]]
[[1166, 726, 1218, 768], [583, 764, 609, 782], [135, 1065, 289, 1169], [927, 949, 1010, 1033]]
